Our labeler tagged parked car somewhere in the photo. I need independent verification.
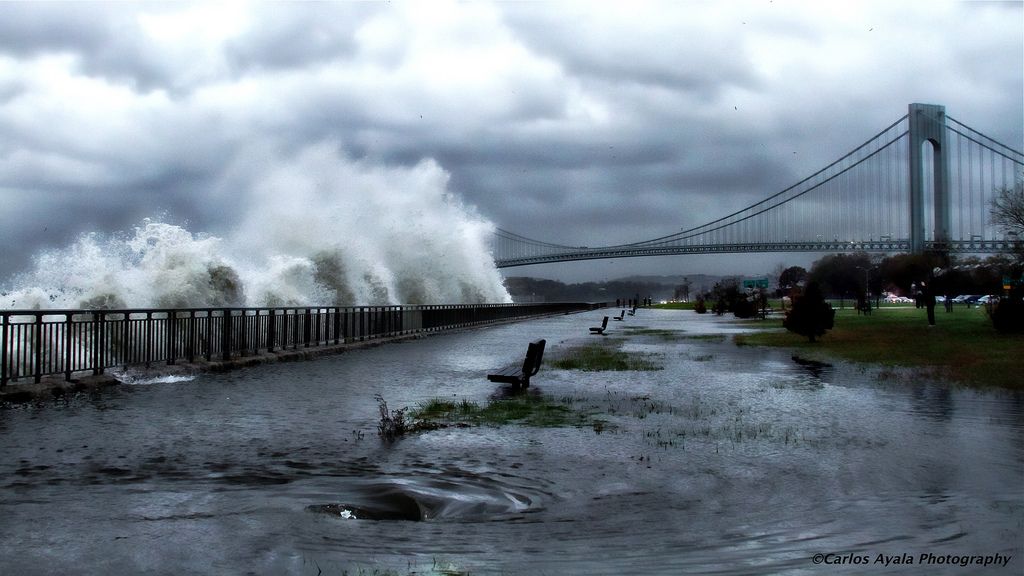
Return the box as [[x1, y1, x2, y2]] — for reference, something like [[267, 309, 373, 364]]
[[884, 294, 913, 304]]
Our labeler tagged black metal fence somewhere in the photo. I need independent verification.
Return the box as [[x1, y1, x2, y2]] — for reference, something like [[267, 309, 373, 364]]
[[1, 302, 599, 388]]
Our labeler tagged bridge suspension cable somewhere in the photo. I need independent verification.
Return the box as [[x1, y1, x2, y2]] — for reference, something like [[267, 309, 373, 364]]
[[492, 108, 1023, 267], [618, 115, 910, 249], [944, 116, 1024, 245]]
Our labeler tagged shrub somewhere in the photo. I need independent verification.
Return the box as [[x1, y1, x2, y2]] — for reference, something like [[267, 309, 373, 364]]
[[694, 298, 707, 314], [783, 281, 835, 342], [375, 394, 408, 442], [732, 297, 756, 319], [988, 293, 1024, 333]]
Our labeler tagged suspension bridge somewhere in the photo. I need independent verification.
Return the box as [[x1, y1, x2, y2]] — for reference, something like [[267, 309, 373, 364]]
[[492, 103, 1024, 268]]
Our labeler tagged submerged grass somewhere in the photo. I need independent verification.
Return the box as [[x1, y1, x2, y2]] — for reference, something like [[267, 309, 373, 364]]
[[679, 334, 726, 342], [622, 327, 687, 341], [411, 395, 586, 427], [734, 307, 1023, 389], [337, 559, 470, 576], [598, 391, 805, 449], [549, 342, 663, 371]]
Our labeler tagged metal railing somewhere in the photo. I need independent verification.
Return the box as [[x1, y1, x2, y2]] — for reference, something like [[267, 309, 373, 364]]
[[1, 302, 600, 388]]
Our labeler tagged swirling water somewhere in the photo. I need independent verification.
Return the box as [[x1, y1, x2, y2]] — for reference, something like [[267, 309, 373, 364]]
[[1, 310, 1021, 575]]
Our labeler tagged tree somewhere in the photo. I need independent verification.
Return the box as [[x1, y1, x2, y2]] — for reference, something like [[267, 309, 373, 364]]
[[673, 277, 692, 302], [878, 253, 943, 296], [708, 278, 741, 315], [809, 253, 871, 303], [783, 281, 835, 342], [777, 266, 807, 293], [732, 294, 757, 319], [990, 182, 1024, 234], [990, 182, 1024, 261]]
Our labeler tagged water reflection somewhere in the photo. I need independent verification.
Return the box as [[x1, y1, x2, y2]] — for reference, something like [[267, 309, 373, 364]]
[[909, 384, 955, 421], [790, 355, 833, 380]]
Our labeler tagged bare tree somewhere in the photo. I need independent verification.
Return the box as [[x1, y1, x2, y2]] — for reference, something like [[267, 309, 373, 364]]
[[990, 181, 1024, 260], [991, 183, 1024, 233]]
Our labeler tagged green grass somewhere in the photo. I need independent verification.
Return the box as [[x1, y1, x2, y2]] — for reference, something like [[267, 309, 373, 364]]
[[734, 307, 1023, 389], [622, 327, 687, 340], [653, 300, 786, 312], [549, 342, 663, 371], [411, 395, 585, 427], [679, 334, 726, 342], [652, 302, 694, 310]]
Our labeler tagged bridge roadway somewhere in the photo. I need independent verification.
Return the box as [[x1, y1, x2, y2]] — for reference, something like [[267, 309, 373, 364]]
[[495, 238, 1019, 268]]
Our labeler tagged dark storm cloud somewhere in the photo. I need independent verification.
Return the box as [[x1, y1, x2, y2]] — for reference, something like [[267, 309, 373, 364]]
[[0, 3, 108, 56], [224, 3, 380, 73], [0, 1, 1021, 285], [0, 3, 196, 93], [498, 2, 762, 97]]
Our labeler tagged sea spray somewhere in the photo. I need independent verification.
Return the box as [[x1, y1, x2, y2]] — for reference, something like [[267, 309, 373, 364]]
[[2, 143, 511, 309]]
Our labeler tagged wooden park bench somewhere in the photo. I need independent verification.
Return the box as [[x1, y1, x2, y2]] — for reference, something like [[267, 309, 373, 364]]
[[627, 306, 637, 316], [487, 339, 546, 389], [612, 309, 626, 321], [589, 316, 609, 335]]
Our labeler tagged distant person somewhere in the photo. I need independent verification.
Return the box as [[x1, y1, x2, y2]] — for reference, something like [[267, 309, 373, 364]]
[[857, 294, 870, 315], [923, 282, 936, 326]]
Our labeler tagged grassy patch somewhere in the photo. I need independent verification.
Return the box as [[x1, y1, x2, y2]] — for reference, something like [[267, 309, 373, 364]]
[[549, 342, 663, 371], [336, 559, 470, 576], [652, 302, 694, 310], [679, 334, 727, 342], [734, 307, 1023, 389], [653, 300, 787, 312], [411, 395, 585, 427], [622, 327, 687, 340]]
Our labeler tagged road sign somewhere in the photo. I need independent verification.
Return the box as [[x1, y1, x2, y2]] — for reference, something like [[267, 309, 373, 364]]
[[743, 278, 770, 290]]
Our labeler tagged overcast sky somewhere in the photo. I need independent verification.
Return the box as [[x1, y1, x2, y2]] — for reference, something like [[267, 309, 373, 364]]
[[1, 0, 1022, 286]]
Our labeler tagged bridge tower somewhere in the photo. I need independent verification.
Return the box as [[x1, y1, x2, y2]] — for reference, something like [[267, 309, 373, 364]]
[[908, 103, 951, 255]]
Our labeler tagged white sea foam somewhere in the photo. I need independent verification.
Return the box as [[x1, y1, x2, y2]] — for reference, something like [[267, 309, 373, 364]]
[[3, 144, 511, 309], [110, 369, 198, 386]]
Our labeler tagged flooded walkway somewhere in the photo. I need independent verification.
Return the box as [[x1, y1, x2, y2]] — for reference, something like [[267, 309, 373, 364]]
[[1, 310, 1021, 575]]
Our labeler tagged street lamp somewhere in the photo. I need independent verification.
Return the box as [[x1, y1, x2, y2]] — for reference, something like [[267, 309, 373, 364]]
[[856, 266, 874, 310]]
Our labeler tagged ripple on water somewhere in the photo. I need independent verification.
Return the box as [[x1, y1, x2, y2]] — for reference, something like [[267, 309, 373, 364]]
[[306, 467, 553, 523]]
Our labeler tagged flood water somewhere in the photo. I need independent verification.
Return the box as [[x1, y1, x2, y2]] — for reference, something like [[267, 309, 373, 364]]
[[1, 309, 1022, 575]]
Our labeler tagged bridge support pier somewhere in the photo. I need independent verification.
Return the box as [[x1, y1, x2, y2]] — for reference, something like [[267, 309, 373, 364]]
[[909, 103, 951, 255]]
